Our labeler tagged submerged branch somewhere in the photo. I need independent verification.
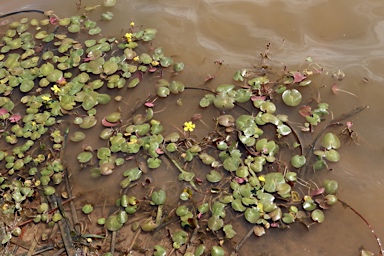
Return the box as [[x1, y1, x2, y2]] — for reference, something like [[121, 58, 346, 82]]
[[300, 105, 368, 175], [0, 10, 45, 19], [231, 226, 255, 255], [338, 198, 383, 256], [162, 146, 200, 191]]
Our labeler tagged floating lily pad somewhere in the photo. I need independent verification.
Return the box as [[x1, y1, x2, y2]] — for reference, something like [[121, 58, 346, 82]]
[[171, 230, 188, 249], [311, 209, 325, 223], [153, 245, 166, 256], [69, 131, 85, 142], [103, 0, 117, 7], [105, 215, 123, 231], [208, 216, 223, 231], [325, 149, 340, 162], [206, 170, 222, 183], [323, 180, 338, 195], [79, 116, 97, 129], [77, 152, 93, 163], [291, 155, 306, 168], [282, 89, 302, 106], [82, 204, 93, 214], [253, 225, 266, 237], [152, 190, 166, 205], [322, 132, 341, 150], [211, 246, 225, 256]]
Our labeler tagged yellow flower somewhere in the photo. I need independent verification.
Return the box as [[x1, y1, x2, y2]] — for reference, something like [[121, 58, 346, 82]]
[[52, 130, 61, 137], [51, 84, 61, 94], [130, 21, 135, 26], [41, 95, 51, 102], [151, 60, 159, 66], [133, 56, 140, 62], [257, 202, 264, 213], [127, 137, 137, 145], [125, 33, 133, 42], [31, 121, 36, 127], [183, 121, 195, 132], [258, 175, 265, 182]]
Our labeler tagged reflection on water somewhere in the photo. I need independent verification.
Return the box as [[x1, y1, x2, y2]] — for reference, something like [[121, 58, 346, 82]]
[[1, 0, 384, 254]]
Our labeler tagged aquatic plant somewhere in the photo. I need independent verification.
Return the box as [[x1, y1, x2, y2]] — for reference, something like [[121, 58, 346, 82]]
[[0, 3, 380, 256]]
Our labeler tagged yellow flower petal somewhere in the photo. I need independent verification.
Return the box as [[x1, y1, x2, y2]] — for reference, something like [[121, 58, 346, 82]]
[[51, 84, 61, 94], [183, 121, 195, 132], [130, 22, 135, 26], [41, 95, 51, 102], [125, 33, 133, 42]]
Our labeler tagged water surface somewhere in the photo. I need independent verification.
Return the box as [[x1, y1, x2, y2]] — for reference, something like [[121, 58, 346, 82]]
[[1, 0, 383, 255]]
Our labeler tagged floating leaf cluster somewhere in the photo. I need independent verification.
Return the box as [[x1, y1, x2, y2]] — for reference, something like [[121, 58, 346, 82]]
[[0, 7, 362, 256]]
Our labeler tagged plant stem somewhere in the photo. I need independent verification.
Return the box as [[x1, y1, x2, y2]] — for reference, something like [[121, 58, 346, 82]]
[[338, 198, 383, 255], [162, 146, 200, 191]]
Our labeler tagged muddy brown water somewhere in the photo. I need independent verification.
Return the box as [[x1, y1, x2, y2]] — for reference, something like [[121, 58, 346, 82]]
[[1, 0, 384, 255]]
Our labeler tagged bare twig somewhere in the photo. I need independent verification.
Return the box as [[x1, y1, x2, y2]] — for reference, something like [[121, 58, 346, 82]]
[[338, 198, 384, 256], [233, 225, 255, 254], [300, 105, 368, 175], [110, 230, 117, 254], [162, 146, 200, 191], [127, 228, 142, 252]]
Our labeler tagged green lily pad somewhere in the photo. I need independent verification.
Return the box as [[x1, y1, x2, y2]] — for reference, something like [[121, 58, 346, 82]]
[[160, 56, 173, 67], [325, 149, 340, 162], [147, 157, 162, 169], [291, 155, 306, 168], [173, 62, 184, 72], [82, 204, 93, 214], [103, 60, 118, 75], [128, 77, 140, 88], [208, 216, 223, 231], [102, 0, 116, 7], [206, 170, 222, 183], [195, 244, 205, 256], [123, 167, 142, 181], [69, 131, 85, 142], [325, 194, 338, 205], [322, 132, 341, 150], [323, 179, 338, 195], [153, 245, 166, 256], [140, 219, 157, 232], [282, 89, 302, 106], [97, 147, 111, 160], [105, 112, 121, 123], [171, 230, 188, 249], [303, 199, 317, 211], [264, 172, 285, 193], [231, 198, 246, 212], [211, 202, 226, 218], [213, 93, 235, 110], [105, 215, 123, 231], [77, 152, 93, 163], [117, 210, 128, 224], [311, 209, 325, 223], [152, 190, 166, 205], [244, 207, 261, 224], [282, 212, 295, 224], [223, 224, 236, 239], [157, 86, 170, 97], [211, 246, 225, 256], [43, 186, 56, 196], [79, 116, 97, 129], [176, 205, 189, 217]]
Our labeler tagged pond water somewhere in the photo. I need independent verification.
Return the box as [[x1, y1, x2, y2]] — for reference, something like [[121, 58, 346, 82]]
[[1, 0, 384, 255]]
